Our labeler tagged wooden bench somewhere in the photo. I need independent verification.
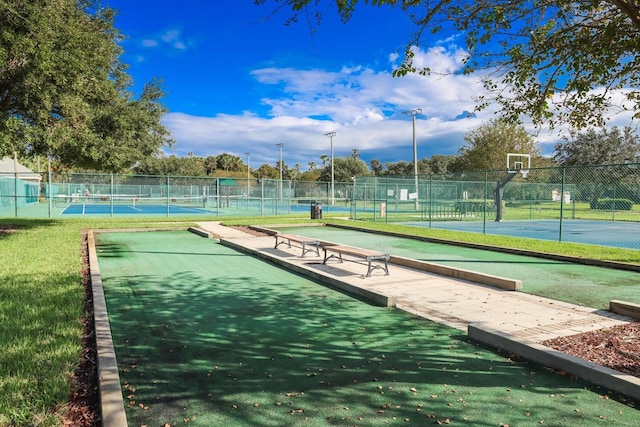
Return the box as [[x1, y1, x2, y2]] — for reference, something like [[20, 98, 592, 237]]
[[274, 234, 321, 258], [322, 244, 390, 277]]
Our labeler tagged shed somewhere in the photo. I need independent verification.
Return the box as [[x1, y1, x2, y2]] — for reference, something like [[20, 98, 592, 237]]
[[0, 157, 42, 183]]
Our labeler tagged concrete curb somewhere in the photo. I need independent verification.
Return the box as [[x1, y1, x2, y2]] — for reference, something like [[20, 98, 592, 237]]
[[389, 255, 521, 290], [87, 231, 128, 427], [187, 226, 212, 238], [610, 300, 640, 320], [468, 324, 640, 402]]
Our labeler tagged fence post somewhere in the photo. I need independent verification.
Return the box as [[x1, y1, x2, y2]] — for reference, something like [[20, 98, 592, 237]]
[[47, 159, 52, 218], [167, 176, 171, 217], [110, 174, 114, 217], [260, 179, 264, 216], [428, 174, 433, 228], [483, 171, 488, 234], [559, 167, 565, 242], [14, 171, 18, 217]]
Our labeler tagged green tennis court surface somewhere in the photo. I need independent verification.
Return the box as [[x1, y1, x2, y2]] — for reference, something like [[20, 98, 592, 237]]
[[96, 230, 638, 426], [277, 226, 640, 309]]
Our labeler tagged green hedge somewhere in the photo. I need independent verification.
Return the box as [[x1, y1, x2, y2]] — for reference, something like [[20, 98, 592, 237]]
[[591, 198, 634, 210]]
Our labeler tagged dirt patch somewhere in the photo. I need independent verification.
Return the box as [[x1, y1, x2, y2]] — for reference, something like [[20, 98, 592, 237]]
[[0, 224, 23, 234], [542, 322, 640, 377], [230, 225, 270, 237], [63, 230, 99, 426]]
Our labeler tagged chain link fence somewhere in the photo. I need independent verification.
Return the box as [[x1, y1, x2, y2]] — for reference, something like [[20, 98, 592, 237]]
[[3, 165, 640, 248], [351, 163, 640, 249], [0, 172, 353, 218]]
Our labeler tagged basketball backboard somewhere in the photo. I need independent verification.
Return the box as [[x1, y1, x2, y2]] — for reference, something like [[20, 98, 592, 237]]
[[507, 153, 531, 177]]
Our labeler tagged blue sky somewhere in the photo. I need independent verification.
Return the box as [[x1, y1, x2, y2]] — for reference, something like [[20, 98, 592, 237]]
[[106, 1, 630, 170]]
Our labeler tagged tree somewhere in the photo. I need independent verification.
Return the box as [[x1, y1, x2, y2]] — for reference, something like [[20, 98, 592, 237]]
[[216, 153, 244, 172], [384, 160, 411, 176], [427, 155, 457, 174], [260, 0, 640, 129], [319, 154, 329, 168], [554, 126, 640, 166], [300, 168, 322, 181], [204, 156, 218, 175], [370, 159, 384, 175], [320, 156, 369, 182], [0, 0, 173, 171], [132, 155, 205, 176], [456, 119, 539, 171], [308, 161, 316, 170], [254, 163, 279, 179]]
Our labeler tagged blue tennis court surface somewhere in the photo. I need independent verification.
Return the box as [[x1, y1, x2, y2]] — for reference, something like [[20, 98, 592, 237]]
[[60, 203, 216, 215], [404, 219, 640, 250], [57, 200, 353, 216]]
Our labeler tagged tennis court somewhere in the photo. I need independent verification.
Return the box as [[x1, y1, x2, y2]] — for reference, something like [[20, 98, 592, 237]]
[[403, 219, 640, 250], [95, 230, 639, 426], [53, 194, 353, 216], [54, 194, 214, 215]]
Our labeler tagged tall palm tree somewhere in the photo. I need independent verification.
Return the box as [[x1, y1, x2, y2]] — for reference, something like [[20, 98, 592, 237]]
[[320, 155, 329, 167]]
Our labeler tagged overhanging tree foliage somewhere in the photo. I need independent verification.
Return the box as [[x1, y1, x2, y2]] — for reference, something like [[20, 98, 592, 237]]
[[258, 0, 640, 129], [0, 0, 173, 171]]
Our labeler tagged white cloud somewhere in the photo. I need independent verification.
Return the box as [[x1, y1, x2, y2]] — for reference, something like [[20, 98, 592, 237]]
[[141, 39, 159, 48], [163, 45, 637, 168], [139, 28, 192, 52]]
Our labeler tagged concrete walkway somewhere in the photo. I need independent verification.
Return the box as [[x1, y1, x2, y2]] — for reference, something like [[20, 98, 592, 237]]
[[197, 222, 629, 340], [196, 221, 640, 401]]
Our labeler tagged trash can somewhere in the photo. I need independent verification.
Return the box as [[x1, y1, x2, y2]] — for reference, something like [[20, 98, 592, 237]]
[[310, 201, 323, 219]]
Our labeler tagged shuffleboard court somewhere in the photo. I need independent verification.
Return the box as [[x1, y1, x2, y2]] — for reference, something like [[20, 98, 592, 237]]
[[277, 225, 640, 309], [95, 230, 638, 426]]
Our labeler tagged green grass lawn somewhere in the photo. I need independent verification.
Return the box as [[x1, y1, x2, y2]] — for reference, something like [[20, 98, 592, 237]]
[[1, 214, 639, 425]]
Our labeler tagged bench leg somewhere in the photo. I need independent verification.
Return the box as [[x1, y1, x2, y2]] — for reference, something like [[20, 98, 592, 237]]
[[365, 257, 390, 277], [300, 243, 320, 258], [274, 238, 292, 250], [322, 250, 342, 264]]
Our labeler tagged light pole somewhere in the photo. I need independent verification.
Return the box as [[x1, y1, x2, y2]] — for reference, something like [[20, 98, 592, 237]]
[[403, 109, 422, 210], [325, 131, 336, 205], [276, 143, 283, 201], [244, 152, 250, 201]]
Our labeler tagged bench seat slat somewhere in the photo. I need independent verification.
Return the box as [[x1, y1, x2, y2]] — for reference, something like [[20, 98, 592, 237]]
[[322, 244, 389, 277], [274, 234, 320, 257]]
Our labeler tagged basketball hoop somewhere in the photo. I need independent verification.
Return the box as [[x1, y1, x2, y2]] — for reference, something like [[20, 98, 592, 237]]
[[507, 153, 531, 178]]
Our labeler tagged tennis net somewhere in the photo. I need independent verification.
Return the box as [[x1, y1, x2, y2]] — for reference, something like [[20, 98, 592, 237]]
[[54, 194, 207, 208]]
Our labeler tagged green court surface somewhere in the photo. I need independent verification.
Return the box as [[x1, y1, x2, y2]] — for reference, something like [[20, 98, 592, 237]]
[[277, 226, 640, 309], [95, 230, 638, 426]]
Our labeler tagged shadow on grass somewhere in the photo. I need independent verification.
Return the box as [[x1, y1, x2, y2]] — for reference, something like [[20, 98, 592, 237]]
[[96, 232, 638, 427], [0, 218, 64, 239], [0, 271, 84, 423]]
